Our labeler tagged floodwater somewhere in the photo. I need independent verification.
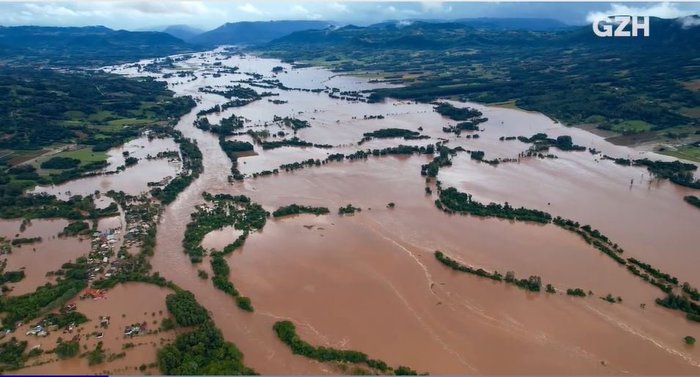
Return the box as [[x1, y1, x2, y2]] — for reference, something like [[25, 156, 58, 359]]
[[0, 219, 89, 296], [12, 48, 700, 374], [201, 225, 244, 251], [31, 136, 180, 198], [10, 283, 176, 375]]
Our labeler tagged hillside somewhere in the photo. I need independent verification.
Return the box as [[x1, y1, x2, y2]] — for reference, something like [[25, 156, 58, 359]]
[[0, 25, 197, 67], [163, 25, 205, 41], [190, 20, 332, 46], [258, 17, 700, 150]]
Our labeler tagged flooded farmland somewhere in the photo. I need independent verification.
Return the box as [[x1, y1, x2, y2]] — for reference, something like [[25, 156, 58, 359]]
[[5, 48, 700, 374]]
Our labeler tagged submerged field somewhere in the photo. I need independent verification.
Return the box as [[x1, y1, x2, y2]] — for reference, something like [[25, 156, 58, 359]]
[[1, 48, 699, 374]]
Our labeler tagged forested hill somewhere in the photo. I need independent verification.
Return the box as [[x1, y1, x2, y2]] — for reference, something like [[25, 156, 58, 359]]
[[0, 25, 198, 67], [189, 20, 332, 46], [258, 17, 700, 145]]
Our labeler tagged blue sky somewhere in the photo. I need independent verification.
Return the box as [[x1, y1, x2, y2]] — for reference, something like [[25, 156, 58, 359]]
[[0, 2, 699, 30]]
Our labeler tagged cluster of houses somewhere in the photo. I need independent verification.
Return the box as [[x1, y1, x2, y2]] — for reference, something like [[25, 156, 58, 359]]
[[122, 211, 153, 250], [88, 228, 121, 282], [24, 304, 81, 338]]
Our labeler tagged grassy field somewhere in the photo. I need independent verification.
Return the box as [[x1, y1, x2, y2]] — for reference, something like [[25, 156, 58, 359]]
[[31, 146, 109, 173], [658, 143, 700, 163], [609, 120, 653, 134]]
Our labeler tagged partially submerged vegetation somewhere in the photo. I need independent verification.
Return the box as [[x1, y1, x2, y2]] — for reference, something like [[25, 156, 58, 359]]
[[603, 156, 700, 189], [273, 320, 419, 375], [150, 129, 203, 204], [158, 290, 256, 375], [683, 195, 700, 209], [434, 185, 699, 319], [434, 251, 544, 293], [182, 193, 268, 311], [338, 204, 361, 215], [260, 19, 700, 147], [517, 133, 586, 152], [273, 204, 330, 218]]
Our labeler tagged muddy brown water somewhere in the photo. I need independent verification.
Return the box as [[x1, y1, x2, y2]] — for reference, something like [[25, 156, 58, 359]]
[[9, 49, 699, 374], [9, 283, 175, 375]]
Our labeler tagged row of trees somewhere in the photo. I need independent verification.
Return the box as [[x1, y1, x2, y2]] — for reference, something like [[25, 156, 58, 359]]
[[151, 130, 203, 204], [273, 320, 418, 375], [434, 251, 544, 292]]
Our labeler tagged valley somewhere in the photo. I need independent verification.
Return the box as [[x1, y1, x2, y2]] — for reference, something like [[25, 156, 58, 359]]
[[1, 46, 699, 374]]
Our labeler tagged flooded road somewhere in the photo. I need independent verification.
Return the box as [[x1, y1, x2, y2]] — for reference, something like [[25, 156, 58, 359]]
[[15, 48, 697, 374]]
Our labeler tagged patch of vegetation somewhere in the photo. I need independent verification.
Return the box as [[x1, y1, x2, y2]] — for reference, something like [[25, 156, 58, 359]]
[[10, 237, 41, 246], [272, 204, 330, 218], [518, 133, 586, 152], [656, 293, 700, 323], [0, 194, 117, 220], [274, 115, 310, 131], [220, 140, 254, 153], [684, 195, 700, 209], [194, 114, 244, 135], [566, 288, 587, 297], [60, 221, 91, 237], [434, 251, 542, 292], [261, 137, 332, 150], [40, 157, 81, 170], [273, 320, 418, 375], [157, 321, 256, 375], [42, 311, 88, 329], [434, 102, 484, 121], [54, 339, 80, 359], [0, 258, 88, 330], [150, 130, 203, 204], [338, 204, 361, 215], [362, 128, 420, 139], [165, 290, 209, 327], [183, 194, 268, 312], [85, 341, 105, 366], [0, 338, 27, 371], [437, 187, 552, 224]]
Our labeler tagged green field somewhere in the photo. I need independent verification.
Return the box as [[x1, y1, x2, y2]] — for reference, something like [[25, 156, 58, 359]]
[[658, 143, 700, 163], [609, 120, 653, 134]]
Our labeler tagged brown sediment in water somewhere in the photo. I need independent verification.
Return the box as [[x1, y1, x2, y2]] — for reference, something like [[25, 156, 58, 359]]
[[9, 283, 176, 376], [30, 136, 181, 199], [201, 225, 244, 251], [0, 219, 89, 296], [56, 49, 700, 374]]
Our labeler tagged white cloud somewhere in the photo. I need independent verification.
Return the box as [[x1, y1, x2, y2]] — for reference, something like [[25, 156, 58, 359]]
[[238, 3, 262, 15], [327, 2, 349, 14], [679, 15, 700, 28], [421, 2, 453, 14], [586, 2, 698, 23], [289, 4, 323, 20], [381, 5, 419, 17]]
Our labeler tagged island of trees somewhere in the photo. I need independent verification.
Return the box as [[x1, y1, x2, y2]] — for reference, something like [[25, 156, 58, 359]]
[[273, 204, 330, 218]]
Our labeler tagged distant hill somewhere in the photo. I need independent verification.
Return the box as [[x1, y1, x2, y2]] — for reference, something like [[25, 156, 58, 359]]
[[190, 20, 332, 46], [259, 16, 700, 137], [267, 17, 699, 51], [453, 17, 572, 31], [372, 18, 572, 31], [0, 25, 197, 67], [267, 21, 559, 49], [163, 25, 204, 41]]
